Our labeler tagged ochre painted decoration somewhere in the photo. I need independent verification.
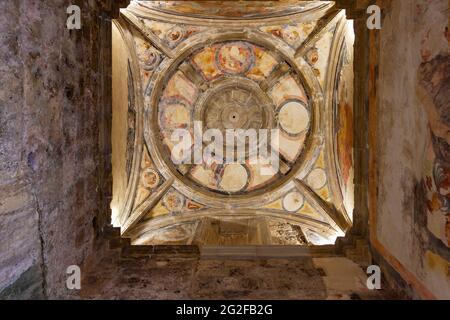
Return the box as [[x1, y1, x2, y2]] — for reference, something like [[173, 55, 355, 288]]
[[137, 1, 328, 19], [156, 41, 312, 195], [418, 53, 450, 247], [269, 74, 308, 107], [246, 46, 279, 81], [217, 42, 254, 74], [163, 189, 185, 212], [133, 146, 161, 211], [142, 168, 160, 189], [334, 36, 355, 218], [113, 1, 354, 245], [260, 21, 318, 49]]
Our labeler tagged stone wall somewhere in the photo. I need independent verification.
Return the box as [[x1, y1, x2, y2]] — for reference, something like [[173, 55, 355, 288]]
[[0, 0, 113, 298], [376, 0, 450, 299], [80, 235, 394, 300]]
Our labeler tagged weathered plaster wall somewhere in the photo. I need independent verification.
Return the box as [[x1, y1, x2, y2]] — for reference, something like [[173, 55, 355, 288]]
[[80, 243, 393, 300], [377, 0, 450, 298], [0, 0, 110, 298], [0, 1, 42, 298]]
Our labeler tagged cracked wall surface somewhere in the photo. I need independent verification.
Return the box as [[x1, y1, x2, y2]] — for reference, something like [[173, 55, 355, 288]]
[[0, 0, 110, 298]]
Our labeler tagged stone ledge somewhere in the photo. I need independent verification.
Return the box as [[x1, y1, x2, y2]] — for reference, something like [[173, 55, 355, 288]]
[[200, 245, 337, 260]]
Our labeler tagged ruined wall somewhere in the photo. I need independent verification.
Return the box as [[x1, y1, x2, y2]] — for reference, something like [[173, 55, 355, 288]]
[[377, 0, 450, 299], [0, 0, 111, 298]]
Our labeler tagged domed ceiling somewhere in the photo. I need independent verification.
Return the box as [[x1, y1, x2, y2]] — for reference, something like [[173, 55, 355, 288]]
[[137, 1, 332, 19], [111, 1, 355, 246], [157, 41, 311, 197]]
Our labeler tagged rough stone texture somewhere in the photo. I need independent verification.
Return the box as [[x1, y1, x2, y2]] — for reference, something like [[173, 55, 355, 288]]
[[80, 249, 392, 300], [0, 1, 41, 298], [77, 228, 398, 299], [0, 180, 42, 298], [190, 259, 327, 299], [0, 265, 44, 300], [0, 0, 112, 298], [376, 0, 450, 299]]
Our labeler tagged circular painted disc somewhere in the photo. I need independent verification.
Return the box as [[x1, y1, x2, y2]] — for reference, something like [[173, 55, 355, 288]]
[[219, 164, 248, 192], [163, 190, 185, 212], [282, 191, 305, 212], [217, 42, 253, 74], [142, 168, 160, 189], [279, 101, 309, 135], [307, 168, 327, 190]]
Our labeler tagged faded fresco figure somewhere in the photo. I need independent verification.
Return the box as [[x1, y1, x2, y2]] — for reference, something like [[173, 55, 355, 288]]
[[416, 21, 450, 247]]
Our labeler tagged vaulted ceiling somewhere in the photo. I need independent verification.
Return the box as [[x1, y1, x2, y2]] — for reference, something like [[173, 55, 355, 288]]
[[111, 1, 355, 246]]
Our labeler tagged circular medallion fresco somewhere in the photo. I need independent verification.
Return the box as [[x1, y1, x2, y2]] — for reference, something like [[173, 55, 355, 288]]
[[163, 190, 185, 212], [283, 191, 305, 212], [139, 48, 160, 71], [217, 42, 254, 74], [152, 40, 313, 198], [142, 168, 160, 189]]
